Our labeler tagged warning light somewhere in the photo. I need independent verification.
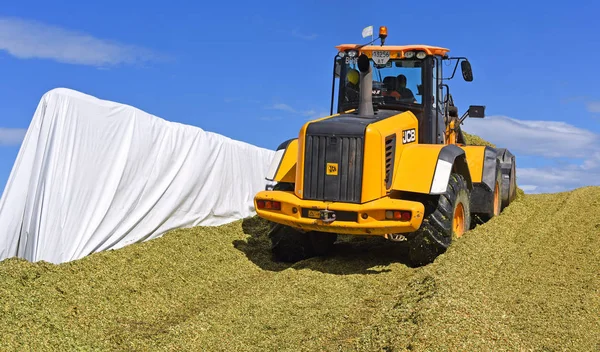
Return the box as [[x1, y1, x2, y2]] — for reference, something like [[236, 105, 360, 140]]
[[379, 26, 388, 45], [379, 26, 388, 38]]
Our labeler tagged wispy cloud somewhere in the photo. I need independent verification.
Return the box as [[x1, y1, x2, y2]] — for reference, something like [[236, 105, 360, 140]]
[[304, 110, 330, 120], [559, 97, 600, 114], [0, 17, 166, 67], [291, 29, 318, 40], [260, 103, 328, 122], [269, 103, 297, 113], [586, 101, 600, 113], [464, 115, 600, 194], [266, 103, 328, 119], [258, 116, 283, 121], [0, 128, 27, 146], [559, 96, 589, 104]]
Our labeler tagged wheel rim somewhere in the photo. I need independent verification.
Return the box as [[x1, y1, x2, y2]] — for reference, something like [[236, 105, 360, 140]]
[[494, 181, 500, 215], [453, 202, 465, 238]]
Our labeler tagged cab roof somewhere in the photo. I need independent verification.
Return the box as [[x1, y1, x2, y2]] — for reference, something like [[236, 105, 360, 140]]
[[335, 44, 450, 58]]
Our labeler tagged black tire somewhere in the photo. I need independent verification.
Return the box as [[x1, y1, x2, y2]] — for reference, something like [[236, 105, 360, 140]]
[[308, 231, 337, 256], [506, 160, 517, 207], [269, 227, 337, 263], [269, 223, 314, 262], [408, 173, 471, 267], [266, 181, 312, 263], [497, 149, 517, 211], [500, 158, 516, 210], [267, 182, 337, 262]]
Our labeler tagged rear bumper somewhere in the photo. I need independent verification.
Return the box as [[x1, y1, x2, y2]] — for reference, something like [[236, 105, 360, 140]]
[[254, 190, 425, 236]]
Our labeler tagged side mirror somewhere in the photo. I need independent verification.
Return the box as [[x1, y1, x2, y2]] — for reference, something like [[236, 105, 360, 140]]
[[461, 60, 473, 82], [468, 105, 485, 118]]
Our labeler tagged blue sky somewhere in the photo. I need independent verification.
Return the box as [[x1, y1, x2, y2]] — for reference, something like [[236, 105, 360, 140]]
[[0, 0, 598, 195]]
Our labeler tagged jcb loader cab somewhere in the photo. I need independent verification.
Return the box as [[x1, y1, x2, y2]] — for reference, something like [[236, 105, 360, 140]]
[[254, 27, 517, 266]]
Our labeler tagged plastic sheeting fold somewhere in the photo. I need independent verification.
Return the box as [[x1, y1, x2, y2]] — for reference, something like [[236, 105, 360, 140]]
[[0, 88, 275, 264]]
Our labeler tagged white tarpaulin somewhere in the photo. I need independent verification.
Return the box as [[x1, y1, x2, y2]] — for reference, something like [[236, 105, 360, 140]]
[[0, 88, 276, 264]]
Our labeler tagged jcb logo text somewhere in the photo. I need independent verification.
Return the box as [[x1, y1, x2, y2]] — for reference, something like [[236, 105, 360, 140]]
[[402, 129, 416, 144]]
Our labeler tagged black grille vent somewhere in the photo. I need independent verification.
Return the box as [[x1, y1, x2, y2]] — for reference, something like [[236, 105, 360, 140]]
[[303, 135, 364, 203], [385, 134, 396, 189]]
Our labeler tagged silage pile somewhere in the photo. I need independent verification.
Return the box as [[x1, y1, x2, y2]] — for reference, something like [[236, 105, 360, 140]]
[[0, 135, 598, 351]]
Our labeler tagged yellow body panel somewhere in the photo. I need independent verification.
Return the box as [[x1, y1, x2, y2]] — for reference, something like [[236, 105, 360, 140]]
[[392, 144, 447, 193], [295, 123, 308, 198], [273, 139, 298, 183], [361, 125, 384, 201], [460, 146, 486, 183], [254, 190, 425, 235], [360, 111, 419, 201]]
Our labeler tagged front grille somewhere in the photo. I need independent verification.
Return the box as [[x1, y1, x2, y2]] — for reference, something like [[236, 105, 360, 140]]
[[302, 135, 364, 203]]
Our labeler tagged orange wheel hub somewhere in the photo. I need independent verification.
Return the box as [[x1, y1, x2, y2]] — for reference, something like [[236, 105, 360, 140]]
[[453, 202, 465, 238], [494, 182, 500, 215]]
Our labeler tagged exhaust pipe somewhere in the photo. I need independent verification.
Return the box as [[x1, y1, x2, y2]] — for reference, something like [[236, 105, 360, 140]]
[[357, 53, 374, 117]]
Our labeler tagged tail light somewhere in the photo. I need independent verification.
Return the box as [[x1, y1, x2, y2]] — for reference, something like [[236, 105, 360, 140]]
[[385, 210, 411, 221], [256, 200, 281, 210]]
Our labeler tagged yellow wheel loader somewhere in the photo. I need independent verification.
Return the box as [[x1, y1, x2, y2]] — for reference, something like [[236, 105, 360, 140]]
[[254, 27, 517, 266]]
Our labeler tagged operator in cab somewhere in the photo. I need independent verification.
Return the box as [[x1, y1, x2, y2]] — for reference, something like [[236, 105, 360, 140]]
[[396, 74, 417, 103], [345, 68, 360, 103]]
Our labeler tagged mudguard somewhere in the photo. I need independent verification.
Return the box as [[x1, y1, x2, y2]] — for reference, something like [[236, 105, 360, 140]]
[[265, 138, 298, 183], [495, 147, 517, 209], [462, 146, 499, 192], [392, 144, 472, 195], [463, 146, 501, 215]]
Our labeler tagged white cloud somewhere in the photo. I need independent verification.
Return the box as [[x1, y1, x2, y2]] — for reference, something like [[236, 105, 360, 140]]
[[517, 164, 600, 194], [462, 115, 598, 159], [0, 128, 27, 146], [463, 115, 600, 194], [0, 17, 164, 67], [586, 101, 600, 113]]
